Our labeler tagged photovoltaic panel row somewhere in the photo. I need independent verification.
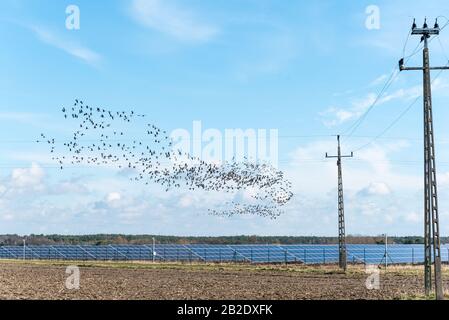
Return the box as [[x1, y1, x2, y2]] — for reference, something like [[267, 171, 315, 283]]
[[0, 244, 448, 264]]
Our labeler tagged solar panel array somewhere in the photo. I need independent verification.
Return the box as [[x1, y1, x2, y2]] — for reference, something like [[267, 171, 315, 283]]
[[0, 244, 448, 265]]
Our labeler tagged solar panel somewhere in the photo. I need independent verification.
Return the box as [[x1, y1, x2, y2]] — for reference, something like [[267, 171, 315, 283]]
[[0, 244, 447, 265]]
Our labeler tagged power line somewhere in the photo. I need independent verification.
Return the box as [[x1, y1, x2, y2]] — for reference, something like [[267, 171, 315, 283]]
[[5, 157, 449, 170], [9, 133, 449, 143], [352, 64, 448, 152], [341, 27, 420, 138], [345, 20, 449, 153], [342, 68, 399, 137], [341, 20, 449, 139], [437, 35, 449, 61], [279, 158, 449, 167], [402, 25, 412, 58]]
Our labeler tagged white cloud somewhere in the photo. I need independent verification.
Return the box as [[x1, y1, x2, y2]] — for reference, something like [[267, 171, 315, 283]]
[[320, 84, 422, 127], [379, 86, 421, 104], [0, 112, 43, 124], [1, 163, 90, 201], [0, 140, 435, 236], [359, 182, 391, 196], [50, 180, 88, 195], [1, 214, 14, 222], [370, 74, 389, 87], [179, 194, 193, 208], [30, 25, 101, 65], [11, 162, 44, 188], [129, 0, 218, 42], [433, 77, 449, 93], [384, 214, 394, 224], [281, 136, 441, 235], [107, 192, 122, 203], [320, 92, 376, 127], [321, 73, 449, 128], [405, 212, 420, 223], [439, 171, 449, 185]]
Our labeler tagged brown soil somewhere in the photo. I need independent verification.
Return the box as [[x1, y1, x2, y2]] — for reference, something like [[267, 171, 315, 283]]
[[0, 261, 447, 300]]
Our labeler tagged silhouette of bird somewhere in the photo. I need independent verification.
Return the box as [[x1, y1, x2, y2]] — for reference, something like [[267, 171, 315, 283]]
[[37, 99, 293, 218]]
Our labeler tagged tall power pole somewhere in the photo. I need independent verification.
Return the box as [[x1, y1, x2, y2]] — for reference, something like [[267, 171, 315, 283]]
[[326, 135, 353, 271], [399, 18, 449, 300]]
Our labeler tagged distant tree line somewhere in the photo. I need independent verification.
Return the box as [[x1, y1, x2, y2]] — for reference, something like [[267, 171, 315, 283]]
[[0, 234, 443, 246]]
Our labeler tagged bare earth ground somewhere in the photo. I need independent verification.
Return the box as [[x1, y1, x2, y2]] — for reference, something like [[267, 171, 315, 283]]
[[0, 260, 448, 300]]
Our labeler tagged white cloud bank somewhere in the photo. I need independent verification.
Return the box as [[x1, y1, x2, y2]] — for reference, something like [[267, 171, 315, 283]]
[[30, 25, 101, 65]]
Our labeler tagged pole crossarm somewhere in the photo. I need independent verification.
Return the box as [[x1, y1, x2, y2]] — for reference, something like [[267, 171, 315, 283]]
[[325, 154, 353, 159], [400, 66, 449, 71], [411, 18, 440, 38]]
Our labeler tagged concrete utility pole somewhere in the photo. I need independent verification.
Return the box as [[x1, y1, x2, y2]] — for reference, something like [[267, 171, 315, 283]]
[[326, 135, 353, 271], [399, 18, 449, 300]]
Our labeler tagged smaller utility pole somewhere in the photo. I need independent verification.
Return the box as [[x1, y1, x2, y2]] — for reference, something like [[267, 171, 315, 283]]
[[326, 135, 353, 271]]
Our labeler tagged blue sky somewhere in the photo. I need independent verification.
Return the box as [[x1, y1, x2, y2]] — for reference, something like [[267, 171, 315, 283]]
[[1, 0, 449, 236]]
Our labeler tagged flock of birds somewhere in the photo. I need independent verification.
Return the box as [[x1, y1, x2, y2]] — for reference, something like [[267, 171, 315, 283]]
[[38, 100, 293, 218]]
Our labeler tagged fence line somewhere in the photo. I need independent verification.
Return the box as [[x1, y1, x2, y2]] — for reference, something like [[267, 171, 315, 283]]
[[0, 244, 448, 265]]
